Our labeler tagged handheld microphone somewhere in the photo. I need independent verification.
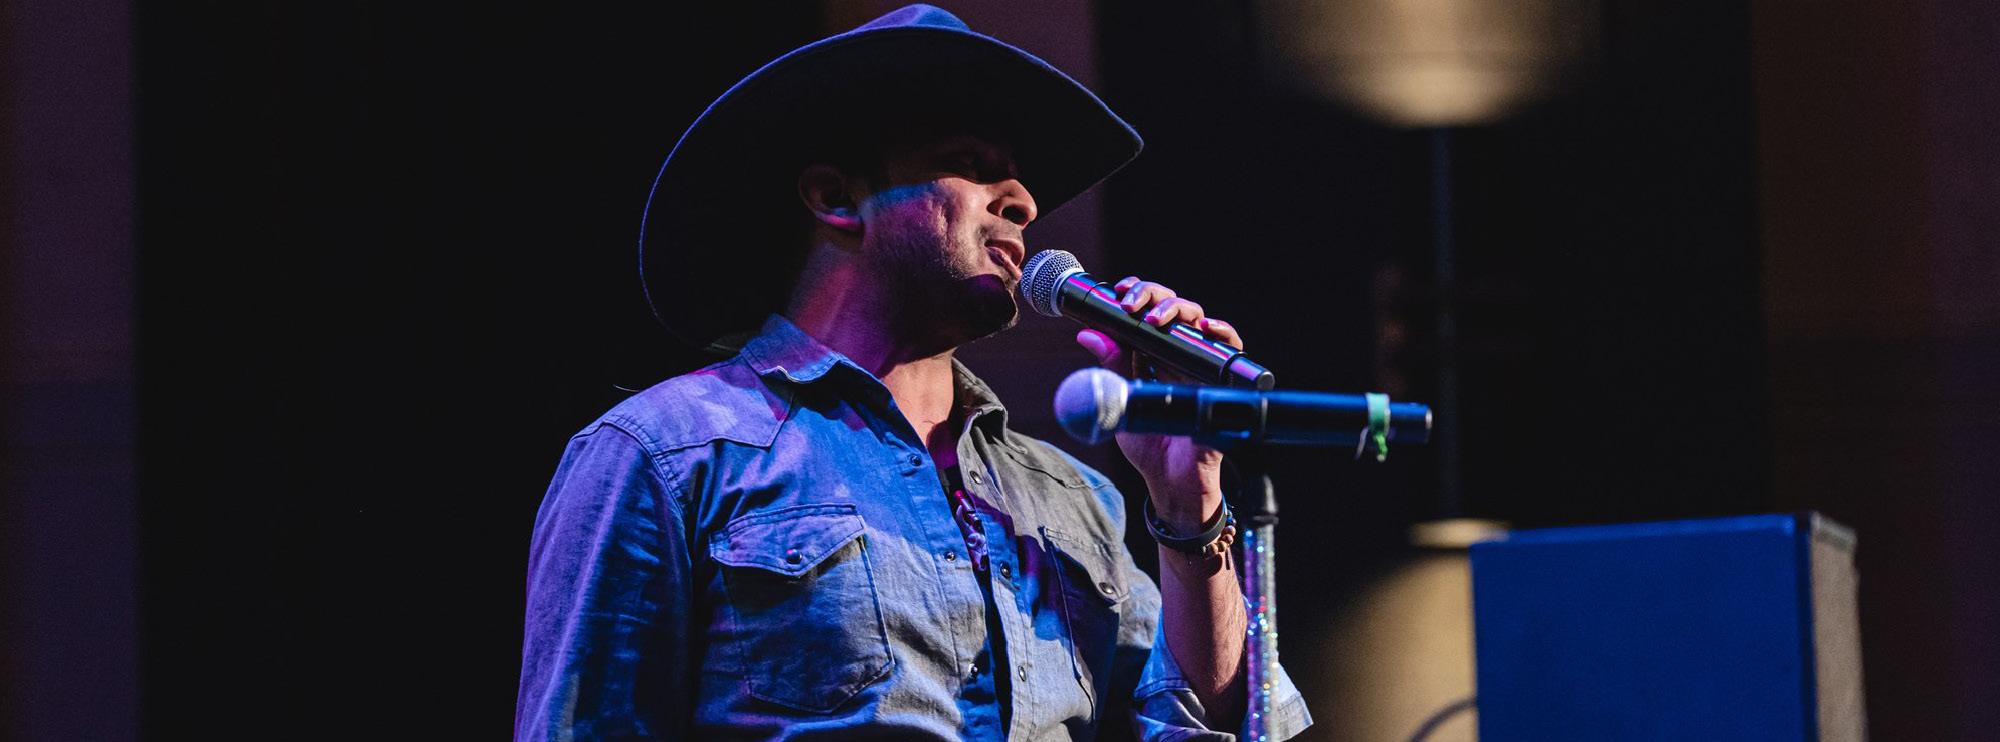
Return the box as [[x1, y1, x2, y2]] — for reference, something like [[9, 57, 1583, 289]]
[[1021, 250, 1275, 390], [1054, 367, 1433, 449]]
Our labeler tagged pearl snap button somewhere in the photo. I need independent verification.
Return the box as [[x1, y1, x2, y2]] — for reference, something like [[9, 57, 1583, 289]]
[[784, 549, 802, 565]]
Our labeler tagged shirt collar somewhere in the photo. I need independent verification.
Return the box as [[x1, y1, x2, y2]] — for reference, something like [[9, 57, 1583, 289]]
[[741, 314, 853, 384], [950, 357, 1011, 435]]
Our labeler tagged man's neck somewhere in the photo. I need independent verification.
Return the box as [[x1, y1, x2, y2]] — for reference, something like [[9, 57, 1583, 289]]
[[785, 300, 962, 466]]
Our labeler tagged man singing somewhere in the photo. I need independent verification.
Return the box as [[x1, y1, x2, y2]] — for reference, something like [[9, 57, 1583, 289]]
[[516, 6, 1311, 740]]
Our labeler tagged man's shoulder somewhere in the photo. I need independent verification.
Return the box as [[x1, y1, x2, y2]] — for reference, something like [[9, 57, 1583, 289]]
[[587, 355, 789, 453], [992, 429, 1117, 492], [986, 427, 1136, 544]]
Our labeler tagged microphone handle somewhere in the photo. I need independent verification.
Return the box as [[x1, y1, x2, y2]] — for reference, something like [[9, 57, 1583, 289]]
[[1056, 273, 1275, 390], [1122, 381, 1433, 447]]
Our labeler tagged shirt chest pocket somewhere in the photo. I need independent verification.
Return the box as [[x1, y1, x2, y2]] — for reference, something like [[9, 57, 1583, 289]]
[[708, 504, 892, 712]]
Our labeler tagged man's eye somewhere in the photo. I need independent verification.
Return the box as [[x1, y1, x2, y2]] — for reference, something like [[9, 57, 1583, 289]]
[[946, 151, 983, 176]]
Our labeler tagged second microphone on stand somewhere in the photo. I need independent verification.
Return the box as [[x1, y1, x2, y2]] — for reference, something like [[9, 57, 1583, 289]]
[[1054, 367, 1433, 449]]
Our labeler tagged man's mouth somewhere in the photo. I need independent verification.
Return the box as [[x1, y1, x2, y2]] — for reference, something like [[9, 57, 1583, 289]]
[[986, 238, 1026, 281]]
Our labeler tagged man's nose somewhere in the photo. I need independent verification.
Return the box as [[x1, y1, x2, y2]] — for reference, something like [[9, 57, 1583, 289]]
[[989, 179, 1038, 227]]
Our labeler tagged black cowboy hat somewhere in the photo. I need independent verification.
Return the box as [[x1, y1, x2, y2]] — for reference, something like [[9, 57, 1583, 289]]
[[638, 4, 1143, 353]]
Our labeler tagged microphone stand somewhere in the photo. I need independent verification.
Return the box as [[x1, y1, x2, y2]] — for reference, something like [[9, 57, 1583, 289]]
[[1054, 366, 1422, 740], [1232, 443, 1280, 742], [1224, 401, 1396, 741]]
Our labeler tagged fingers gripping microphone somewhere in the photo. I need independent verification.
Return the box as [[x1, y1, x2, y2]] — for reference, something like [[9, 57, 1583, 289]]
[[1054, 367, 1433, 449], [1021, 250, 1275, 390]]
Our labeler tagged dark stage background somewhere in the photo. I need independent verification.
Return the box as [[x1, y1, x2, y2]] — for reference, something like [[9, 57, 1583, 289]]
[[3, 1, 1996, 740]]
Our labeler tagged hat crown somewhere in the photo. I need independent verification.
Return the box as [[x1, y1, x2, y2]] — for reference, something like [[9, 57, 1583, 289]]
[[854, 4, 971, 34]]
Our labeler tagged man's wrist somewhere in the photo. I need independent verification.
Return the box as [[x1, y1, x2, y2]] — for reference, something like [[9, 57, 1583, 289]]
[[1145, 497, 1236, 557], [1145, 487, 1224, 528]]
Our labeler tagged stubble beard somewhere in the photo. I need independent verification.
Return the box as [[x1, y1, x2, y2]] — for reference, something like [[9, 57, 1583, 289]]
[[875, 226, 1019, 350]]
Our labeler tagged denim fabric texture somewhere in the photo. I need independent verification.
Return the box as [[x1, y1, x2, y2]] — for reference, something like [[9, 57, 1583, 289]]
[[516, 315, 1311, 741]]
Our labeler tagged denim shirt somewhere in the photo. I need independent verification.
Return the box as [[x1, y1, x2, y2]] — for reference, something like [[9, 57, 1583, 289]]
[[516, 315, 1311, 742]]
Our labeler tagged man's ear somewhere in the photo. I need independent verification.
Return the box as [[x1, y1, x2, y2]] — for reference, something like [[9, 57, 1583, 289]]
[[798, 164, 864, 233]]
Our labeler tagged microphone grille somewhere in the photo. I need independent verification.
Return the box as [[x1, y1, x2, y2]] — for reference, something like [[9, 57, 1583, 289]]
[[1053, 367, 1128, 445], [1020, 249, 1083, 318]]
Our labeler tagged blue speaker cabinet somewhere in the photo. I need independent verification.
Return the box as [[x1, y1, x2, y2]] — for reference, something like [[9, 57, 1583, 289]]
[[1469, 513, 1865, 741]]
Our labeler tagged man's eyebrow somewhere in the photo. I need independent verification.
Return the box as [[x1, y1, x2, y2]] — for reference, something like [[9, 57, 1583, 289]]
[[934, 136, 990, 152]]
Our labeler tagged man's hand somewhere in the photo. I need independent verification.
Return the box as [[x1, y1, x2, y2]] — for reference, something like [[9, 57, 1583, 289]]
[[1072, 276, 1245, 530], [1076, 276, 1252, 728]]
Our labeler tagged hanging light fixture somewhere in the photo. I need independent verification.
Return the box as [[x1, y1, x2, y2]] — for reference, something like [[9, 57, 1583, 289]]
[[1259, 0, 1596, 127]]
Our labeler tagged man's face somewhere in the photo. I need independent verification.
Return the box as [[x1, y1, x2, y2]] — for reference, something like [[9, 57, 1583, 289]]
[[855, 131, 1039, 344]]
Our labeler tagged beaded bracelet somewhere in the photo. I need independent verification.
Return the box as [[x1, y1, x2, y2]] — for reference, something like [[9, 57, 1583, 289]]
[[1144, 498, 1237, 557]]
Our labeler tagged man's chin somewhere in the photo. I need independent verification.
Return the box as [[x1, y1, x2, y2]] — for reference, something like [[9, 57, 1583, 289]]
[[964, 296, 1020, 341], [954, 274, 1021, 342]]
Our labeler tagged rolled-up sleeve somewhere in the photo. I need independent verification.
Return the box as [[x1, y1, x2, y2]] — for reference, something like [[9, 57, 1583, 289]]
[[1131, 612, 1313, 742], [515, 423, 692, 742]]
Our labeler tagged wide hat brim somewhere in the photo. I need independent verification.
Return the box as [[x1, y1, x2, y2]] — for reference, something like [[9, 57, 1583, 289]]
[[639, 4, 1143, 353]]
